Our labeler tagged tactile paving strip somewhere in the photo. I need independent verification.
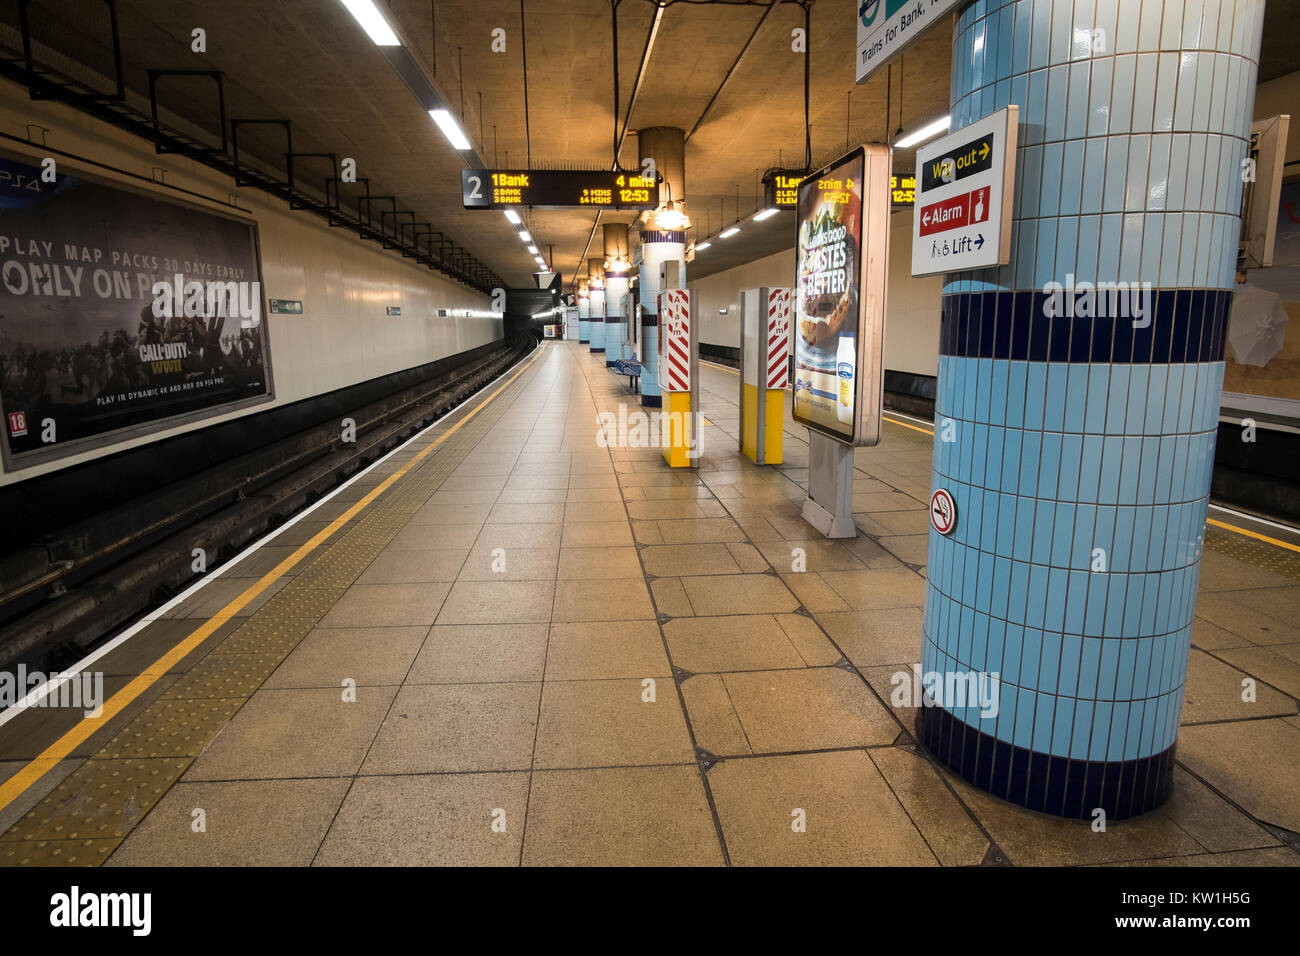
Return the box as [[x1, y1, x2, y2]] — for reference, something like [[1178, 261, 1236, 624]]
[[94, 699, 245, 759], [0, 356, 544, 865], [1204, 524, 1300, 581], [160, 652, 288, 700], [0, 838, 119, 867], [2, 757, 190, 842]]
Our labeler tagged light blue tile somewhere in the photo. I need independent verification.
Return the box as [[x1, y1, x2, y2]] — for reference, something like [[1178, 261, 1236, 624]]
[[1043, 365, 1067, 432], [1071, 698, 1094, 759], [1159, 53, 1180, 132], [1137, 0, 1164, 50], [1065, 570, 1089, 633], [1032, 500, 1057, 567], [1125, 364, 1151, 434], [1111, 55, 1138, 137], [1124, 134, 1152, 211], [1096, 637, 1120, 699], [1024, 362, 1048, 431], [1051, 499, 1076, 567], [1018, 431, 1041, 499], [1113, 0, 1140, 54], [1098, 213, 1123, 283], [1078, 435, 1104, 502], [1076, 213, 1101, 279], [1119, 436, 1145, 505], [1120, 212, 1145, 277], [1000, 428, 1022, 496], [1077, 635, 1102, 700], [997, 496, 1018, 558], [1139, 214, 1164, 290], [1045, 63, 1068, 143], [1131, 54, 1158, 135]]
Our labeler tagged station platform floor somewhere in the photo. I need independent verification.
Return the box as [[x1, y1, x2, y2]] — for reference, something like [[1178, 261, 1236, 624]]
[[0, 340, 1297, 866]]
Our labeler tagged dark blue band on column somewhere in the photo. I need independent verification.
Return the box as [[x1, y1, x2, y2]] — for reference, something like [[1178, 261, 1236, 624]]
[[918, 704, 1176, 820], [938, 289, 1231, 364]]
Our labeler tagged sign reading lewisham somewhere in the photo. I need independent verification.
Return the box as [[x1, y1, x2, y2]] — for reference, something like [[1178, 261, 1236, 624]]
[[856, 0, 964, 84], [0, 150, 272, 469], [793, 145, 891, 446], [911, 105, 1019, 277]]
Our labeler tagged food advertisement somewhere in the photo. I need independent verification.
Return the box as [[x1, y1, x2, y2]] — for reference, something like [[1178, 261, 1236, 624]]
[[793, 150, 864, 442]]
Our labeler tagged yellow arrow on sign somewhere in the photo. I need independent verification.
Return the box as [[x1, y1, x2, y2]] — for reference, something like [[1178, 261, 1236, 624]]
[[980, 142, 990, 160]]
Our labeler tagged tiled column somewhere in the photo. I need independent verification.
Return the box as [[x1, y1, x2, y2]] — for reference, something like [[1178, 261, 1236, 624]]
[[638, 226, 686, 408], [604, 224, 631, 368], [578, 289, 591, 344], [588, 257, 606, 354], [919, 0, 1262, 818]]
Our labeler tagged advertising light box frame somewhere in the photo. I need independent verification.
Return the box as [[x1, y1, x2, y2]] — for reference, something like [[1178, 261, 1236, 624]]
[[791, 144, 891, 447]]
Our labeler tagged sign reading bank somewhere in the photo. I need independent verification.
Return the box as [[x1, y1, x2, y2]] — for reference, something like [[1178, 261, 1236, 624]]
[[856, 0, 963, 84]]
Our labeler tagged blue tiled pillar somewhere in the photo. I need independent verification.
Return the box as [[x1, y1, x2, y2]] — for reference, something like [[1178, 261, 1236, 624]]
[[918, 0, 1262, 819], [604, 268, 629, 367], [578, 293, 590, 344], [588, 281, 606, 354]]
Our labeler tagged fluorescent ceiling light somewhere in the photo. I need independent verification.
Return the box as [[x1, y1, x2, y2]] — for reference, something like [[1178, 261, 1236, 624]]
[[694, 241, 712, 251], [752, 207, 778, 221], [339, 0, 401, 46], [894, 115, 951, 149], [429, 109, 472, 150], [503, 209, 522, 225], [719, 227, 740, 239], [527, 245, 539, 254], [519, 230, 532, 242]]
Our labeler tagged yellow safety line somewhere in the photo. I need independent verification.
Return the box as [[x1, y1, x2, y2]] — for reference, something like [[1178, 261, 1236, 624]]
[[0, 347, 544, 815], [881, 414, 935, 436], [1206, 517, 1300, 554]]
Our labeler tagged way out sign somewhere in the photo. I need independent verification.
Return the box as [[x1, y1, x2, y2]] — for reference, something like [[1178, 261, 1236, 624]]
[[930, 488, 957, 535], [911, 105, 1018, 277]]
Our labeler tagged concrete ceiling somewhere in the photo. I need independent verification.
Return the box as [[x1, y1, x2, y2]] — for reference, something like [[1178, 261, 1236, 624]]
[[5, 0, 1296, 291]]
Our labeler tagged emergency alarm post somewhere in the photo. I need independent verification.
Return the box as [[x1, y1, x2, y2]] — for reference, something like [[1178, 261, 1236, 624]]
[[739, 287, 793, 465], [657, 288, 700, 468], [911, 105, 1018, 277], [793, 144, 891, 537]]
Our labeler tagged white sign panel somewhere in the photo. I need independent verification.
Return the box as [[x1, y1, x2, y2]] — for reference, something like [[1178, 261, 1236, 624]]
[[911, 105, 1018, 278], [856, 0, 964, 85]]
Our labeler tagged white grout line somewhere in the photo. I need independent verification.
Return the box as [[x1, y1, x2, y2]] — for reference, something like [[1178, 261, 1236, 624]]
[[0, 363, 512, 728]]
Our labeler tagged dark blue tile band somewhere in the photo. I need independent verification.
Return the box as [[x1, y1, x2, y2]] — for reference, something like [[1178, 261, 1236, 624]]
[[938, 290, 1232, 364]]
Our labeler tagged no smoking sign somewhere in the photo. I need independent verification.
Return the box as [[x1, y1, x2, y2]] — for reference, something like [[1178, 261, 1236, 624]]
[[930, 488, 957, 535]]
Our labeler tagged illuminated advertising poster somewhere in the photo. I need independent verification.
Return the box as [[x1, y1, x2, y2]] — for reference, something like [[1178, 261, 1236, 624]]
[[793, 145, 890, 446], [793, 151, 864, 442], [0, 149, 272, 470]]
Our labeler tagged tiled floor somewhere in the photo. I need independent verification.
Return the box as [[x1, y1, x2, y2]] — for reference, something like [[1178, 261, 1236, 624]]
[[1, 341, 1297, 867]]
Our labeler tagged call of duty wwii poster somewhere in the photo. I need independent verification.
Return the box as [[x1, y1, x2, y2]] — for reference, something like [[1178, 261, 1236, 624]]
[[0, 149, 273, 470]]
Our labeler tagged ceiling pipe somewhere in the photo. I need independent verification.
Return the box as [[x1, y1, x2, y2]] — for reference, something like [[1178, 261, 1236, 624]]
[[684, 0, 781, 143]]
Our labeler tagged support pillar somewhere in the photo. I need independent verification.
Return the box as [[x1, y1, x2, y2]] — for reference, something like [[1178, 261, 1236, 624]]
[[587, 258, 606, 354], [637, 126, 689, 408], [919, 0, 1263, 819], [603, 223, 630, 367], [577, 287, 591, 344]]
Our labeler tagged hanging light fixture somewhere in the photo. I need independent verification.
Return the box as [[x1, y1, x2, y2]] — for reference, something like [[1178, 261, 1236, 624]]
[[648, 199, 691, 232]]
